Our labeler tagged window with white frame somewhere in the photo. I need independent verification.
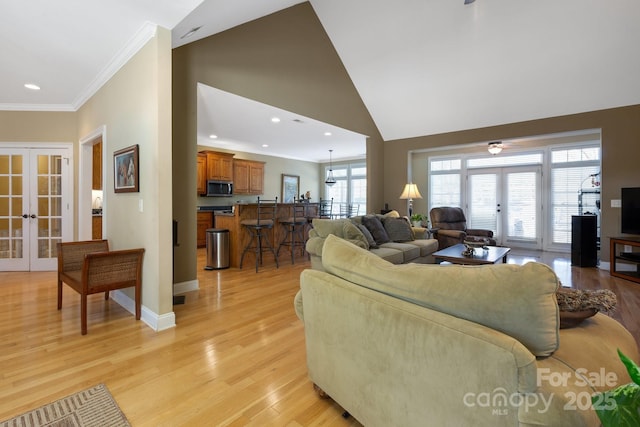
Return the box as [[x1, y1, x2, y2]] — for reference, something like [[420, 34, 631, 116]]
[[429, 159, 461, 210], [427, 140, 601, 251], [325, 162, 367, 216], [549, 146, 600, 246]]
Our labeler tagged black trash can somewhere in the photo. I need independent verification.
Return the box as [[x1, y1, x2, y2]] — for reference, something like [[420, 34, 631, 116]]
[[205, 228, 230, 270]]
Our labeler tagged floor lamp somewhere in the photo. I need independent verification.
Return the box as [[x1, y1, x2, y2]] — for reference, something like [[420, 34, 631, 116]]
[[399, 183, 422, 217]]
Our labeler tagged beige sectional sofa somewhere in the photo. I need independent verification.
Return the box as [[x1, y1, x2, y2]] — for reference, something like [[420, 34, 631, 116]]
[[306, 211, 438, 271], [294, 235, 639, 427]]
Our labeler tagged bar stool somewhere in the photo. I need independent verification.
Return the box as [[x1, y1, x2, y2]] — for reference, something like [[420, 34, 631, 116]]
[[306, 197, 333, 226], [277, 202, 308, 264], [240, 197, 279, 272], [338, 202, 359, 218], [318, 198, 333, 219]]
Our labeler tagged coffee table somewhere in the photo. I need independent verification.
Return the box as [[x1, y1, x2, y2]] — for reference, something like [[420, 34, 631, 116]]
[[433, 243, 510, 265]]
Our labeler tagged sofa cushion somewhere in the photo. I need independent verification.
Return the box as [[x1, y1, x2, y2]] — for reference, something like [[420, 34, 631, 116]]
[[321, 234, 560, 357], [362, 215, 390, 245], [379, 242, 420, 262], [369, 246, 405, 264], [405, 238, 439, 257], [383, 217, 415, 242], [355, 223, 378, 249], [342, 221, 369, 250]]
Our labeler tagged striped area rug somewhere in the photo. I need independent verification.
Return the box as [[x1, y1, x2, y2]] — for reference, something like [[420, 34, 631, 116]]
[[0, 384, 130, 427]]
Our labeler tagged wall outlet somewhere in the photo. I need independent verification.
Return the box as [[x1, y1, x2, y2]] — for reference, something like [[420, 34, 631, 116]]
[[611, 199, 621, 208]]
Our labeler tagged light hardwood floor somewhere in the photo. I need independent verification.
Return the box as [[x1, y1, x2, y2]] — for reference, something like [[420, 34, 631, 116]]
[[0, 249, 638, 426]]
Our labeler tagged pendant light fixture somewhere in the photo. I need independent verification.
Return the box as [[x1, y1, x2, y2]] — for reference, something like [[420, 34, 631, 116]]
[[325, 149, 336, 186]]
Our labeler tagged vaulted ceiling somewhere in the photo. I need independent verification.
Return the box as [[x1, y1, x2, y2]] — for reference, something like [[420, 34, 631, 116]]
[[3, 0, 639, 160]]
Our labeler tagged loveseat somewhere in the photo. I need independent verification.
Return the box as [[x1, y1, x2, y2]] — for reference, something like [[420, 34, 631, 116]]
[[294, 235, 639, 427], [305, 211, 438, 271]]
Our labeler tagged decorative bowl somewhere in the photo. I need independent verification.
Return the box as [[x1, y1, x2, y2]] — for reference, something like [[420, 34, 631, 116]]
[[463, 237, 490, 250]]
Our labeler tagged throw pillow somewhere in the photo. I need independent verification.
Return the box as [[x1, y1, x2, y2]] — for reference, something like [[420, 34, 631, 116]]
[[362, 215, 390, 245], [356, 223, 378, 249], [342, 220, 369, 250], [383, 217, 415, 242]]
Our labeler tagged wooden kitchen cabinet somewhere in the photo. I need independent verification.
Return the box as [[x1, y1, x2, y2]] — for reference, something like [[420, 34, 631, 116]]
[[92, 216, 102, 239], [197, 152, 207, 195], [197, 211, 213, 248], [205, 151, 234, 181], [233, 159, 264, 195], [92, 142, 102, 190]]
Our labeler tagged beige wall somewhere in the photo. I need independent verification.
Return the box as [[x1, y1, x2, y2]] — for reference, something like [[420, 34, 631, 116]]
[[0, 111, 78, 232], [172, 3, 383, 284], [384, 105, 640, 262], [0, 112, 77, 142], [77, 27, 174, 317]]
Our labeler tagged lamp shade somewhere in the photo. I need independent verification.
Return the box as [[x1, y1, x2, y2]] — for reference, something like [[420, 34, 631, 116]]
[[399, 183, 422, 200]]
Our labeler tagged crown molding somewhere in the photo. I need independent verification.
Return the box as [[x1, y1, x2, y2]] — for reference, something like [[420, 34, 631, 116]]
[[0, 22, 159, 113], [72, 21, 158, 110], [0, 103, 75, 112]]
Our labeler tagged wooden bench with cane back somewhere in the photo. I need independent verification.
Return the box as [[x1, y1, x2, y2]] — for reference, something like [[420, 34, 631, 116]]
[[56, 240, 145, 335]]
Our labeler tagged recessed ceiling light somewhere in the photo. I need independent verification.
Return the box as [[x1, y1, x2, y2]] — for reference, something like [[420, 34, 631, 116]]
[[209, 134, 217, 139], [271, 117, 281, 123], [262, 144, 269, 148], [24, 83, 40, 90], [324, 132, 332, 136]]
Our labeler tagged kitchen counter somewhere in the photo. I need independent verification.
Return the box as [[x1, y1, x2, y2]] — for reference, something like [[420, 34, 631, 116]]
[[214, 202, 319, 269]]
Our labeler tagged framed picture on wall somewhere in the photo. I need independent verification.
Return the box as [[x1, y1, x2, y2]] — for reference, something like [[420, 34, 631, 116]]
[[114, 145, 139, 193], [281, 174, 299, 203]]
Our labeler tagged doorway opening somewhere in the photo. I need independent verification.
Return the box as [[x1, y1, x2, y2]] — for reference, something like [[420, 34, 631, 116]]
[[79, 126, 106, 241]]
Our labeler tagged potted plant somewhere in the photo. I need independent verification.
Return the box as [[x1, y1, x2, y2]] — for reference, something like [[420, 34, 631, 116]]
[[410, 213, 426, 228], [591, 349, 640, 426]]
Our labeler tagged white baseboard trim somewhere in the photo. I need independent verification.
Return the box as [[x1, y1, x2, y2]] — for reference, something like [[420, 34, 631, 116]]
[[111, 290, 176, 332], [173, 279, 199, 295], [599, 261, 610, 271]]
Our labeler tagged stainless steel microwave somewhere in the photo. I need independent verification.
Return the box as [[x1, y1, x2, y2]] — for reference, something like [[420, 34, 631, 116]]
[[206, 180, 233, 197]]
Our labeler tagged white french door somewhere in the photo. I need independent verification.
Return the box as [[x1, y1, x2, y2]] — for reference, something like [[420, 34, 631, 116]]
[[0, 147, 72, 271], [467, 166, 542, 249]]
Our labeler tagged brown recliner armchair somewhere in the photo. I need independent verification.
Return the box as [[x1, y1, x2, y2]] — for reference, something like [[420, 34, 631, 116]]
[[429, 207, 496, 249]]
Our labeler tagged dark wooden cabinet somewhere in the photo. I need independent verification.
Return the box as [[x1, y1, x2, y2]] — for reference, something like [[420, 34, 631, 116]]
[[610, 236, 640, 283]]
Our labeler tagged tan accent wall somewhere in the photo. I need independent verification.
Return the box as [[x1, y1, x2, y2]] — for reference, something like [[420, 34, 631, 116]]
[[172, 3, 383, 283]]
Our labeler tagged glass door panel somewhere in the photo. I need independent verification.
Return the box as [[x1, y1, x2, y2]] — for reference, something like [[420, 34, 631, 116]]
[[468, 171, 499, 235], [503, 168, 541, 248], [0, 150, 29, 270], [30, 153, 64, 269], [467, 166, 541, 249], [0, 148, 69, 271]]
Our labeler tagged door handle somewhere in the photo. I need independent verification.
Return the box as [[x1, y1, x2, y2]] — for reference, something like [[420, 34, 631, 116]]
[[22, 214, 28, 219], [30, 214, 37, 219]]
